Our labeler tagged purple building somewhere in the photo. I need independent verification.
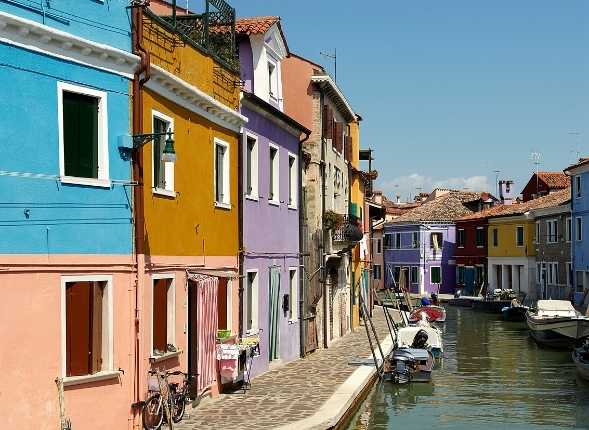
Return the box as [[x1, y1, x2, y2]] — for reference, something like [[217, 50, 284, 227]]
[[237, 17, 310, 377], [384, 190, 491, 295]]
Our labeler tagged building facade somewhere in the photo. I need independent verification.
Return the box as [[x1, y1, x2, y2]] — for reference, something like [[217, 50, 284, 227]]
[[454, 218, 489, 296], [521, 171, 569, 202], [237, 16, 309, 376], [0, 1, 138, 428]]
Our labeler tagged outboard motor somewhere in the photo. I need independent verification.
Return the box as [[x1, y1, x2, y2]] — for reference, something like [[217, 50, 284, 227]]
[[411, 329, 429, 349]]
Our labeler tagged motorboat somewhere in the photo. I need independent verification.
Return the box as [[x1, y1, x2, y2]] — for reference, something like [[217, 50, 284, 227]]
[[473, 289, 518, 313], [526, 300, 589, 348], [409, 305, 446, 323], [501, 299, 529, 322], [572, 341, 589, 381], [397, 315, 443, 358], [383, 348, 434, 384]]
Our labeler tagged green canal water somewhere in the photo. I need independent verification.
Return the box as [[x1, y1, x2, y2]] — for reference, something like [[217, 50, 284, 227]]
[[348, 306, 589, 430]]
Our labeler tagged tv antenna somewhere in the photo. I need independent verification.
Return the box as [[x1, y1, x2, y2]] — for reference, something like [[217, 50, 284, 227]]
[[493, 170, 500, 197], [530, 152, 542, 194], [569, 131, 581, 161], [320, 49, 337, 82]]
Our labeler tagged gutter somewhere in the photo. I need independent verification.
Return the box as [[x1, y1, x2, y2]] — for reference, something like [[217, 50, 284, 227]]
[[299, 129, 310, 358], [320, 92, 328, 349]]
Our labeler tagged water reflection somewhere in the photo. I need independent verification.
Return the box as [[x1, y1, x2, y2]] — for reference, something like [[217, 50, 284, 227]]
[[349, 306, 589, 430]]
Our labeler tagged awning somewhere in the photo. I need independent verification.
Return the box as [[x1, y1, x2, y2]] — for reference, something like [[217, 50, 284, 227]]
[[187, 268, 241, 280]]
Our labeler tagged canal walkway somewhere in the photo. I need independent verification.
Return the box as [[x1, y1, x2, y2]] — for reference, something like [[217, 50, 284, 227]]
[[174, 309, 396, 430]]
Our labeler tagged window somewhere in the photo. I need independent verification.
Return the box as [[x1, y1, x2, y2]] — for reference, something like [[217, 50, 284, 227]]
[[576, 217, 583, 241], [476, 227, 486, 247], [269, 144, 279, 204], [373, 265, 382, 280], [393, 266, 401, 284], [63, 277, 112, 377], [412, 232, 420, 248], [516, 226, 524, 247], [430, 232, 443, 250], [547, 220, 558, 244], [384, 234, 393, 249], [536, 262, 542, 284], [214, 139, 230, 207], [152, 276, 175, 356], [217, 278, 232, 331], [548, 263, 554, 284], [457, 266, 465, 284], [245, 134, 258, 198], [567, 262, 573, 287], [288, 153, 297, 208], [535, 221, 541, 244], [430, 266, 442, 284], [410, 266, 418, 284], [289, 269, 298, 321], [58, 82, 108, 185], [457, 229, 465, 248], [566, 217, 572, 242], [576, 271, 584, 293], [268, 60, 278, 99], [475, 266, 484, 286], [576, 175, 582, 198], [376, 239, 382, 254], [152, 111, 175, 195], [492, 228, 499, 247], [395, 233, 402, 249], [246, 271, 258, 332]]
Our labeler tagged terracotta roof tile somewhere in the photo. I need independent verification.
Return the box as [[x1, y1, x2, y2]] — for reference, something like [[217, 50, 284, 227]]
[[537, 172, 569, 189], [459, 187, 570, 221], [236, 16, 279, 35], [390, 191, 484, 223]]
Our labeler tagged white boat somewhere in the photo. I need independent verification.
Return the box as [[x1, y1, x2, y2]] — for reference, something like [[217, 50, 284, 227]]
[[526, 300, 589, 348], [572, 342, 589, 381], [397, 315, 443, 358]]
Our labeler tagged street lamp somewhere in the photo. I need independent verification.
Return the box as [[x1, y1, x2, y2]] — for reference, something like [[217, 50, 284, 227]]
[[119, 131, 176, 162]]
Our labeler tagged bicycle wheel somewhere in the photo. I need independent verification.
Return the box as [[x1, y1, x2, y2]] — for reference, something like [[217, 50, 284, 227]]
[[142, 394, 163, 430], [171, 392, 186, 423]]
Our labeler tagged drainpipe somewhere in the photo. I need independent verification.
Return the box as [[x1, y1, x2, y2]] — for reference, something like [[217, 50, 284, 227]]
[[320, 93, 328, 349], [131, 3, 150, 425], [238, 128, 244, 337], [298, 130, 310, 358]]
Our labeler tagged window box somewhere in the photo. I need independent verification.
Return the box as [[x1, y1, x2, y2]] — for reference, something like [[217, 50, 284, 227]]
[[63, 370, 121, 387], [149, 348, 183, 363]]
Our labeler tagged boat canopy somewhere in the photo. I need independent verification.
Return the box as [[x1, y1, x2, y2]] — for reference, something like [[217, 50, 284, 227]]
[[537, 300, 577, 318]]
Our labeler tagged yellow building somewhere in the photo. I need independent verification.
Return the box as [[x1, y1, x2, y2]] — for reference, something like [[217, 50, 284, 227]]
[[134, 4, 246, 399], [349, 119, 364, 330]]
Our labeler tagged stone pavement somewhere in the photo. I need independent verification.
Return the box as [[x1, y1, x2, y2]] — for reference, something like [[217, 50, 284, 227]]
[[172, 309, 394, 430]]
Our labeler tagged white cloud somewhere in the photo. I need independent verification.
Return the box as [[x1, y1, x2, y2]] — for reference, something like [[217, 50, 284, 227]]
[[377, 174, 491, 202]]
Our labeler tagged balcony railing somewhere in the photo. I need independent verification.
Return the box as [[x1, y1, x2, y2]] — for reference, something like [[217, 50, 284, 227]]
[[158, 0, 238, 72], [333, 215, 364, 244]]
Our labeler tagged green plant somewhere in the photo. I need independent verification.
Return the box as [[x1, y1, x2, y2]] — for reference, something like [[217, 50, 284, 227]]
[[323, 210, 344, 230]]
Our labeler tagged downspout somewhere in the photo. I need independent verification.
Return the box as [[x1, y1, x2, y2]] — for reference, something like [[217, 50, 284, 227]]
[[298, 130, 310, 358], [131, 3, 150, 424], [238, 126, 244, 337], [320, 93, 328, 349]]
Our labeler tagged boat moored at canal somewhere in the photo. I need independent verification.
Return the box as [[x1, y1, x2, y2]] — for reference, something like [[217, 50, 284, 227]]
[[409, 305, 447, 323], [572, 341, 589, 381], [526, 300, 589, 348], [383, 348, 434, 384]]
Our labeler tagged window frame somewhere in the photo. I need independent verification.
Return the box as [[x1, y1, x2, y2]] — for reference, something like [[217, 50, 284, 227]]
[[245, 270, 259, 334], [566, 217, 572, 242], [412, 231, 420, 249], [457, 265, 465, 285], [457, 229, 465, 248], [214, 137, 231, 209], [535, 221, 541, 244], [576, 175, 582, 199], [576, 217, 583, 242], [410, 266, 418, 284], [430, 232, 443, 249], [150, 274, 176, 358], [395, 232, 402, 249], [475, 227, 485, 248], [288, 152, 298, 209], [376, 238, 382, 254], [373, 264, 382, 280], [267, 56, 279, 101], [268, 142, 280, 206], [151, 110, 175, 197], [430, 266, 442, 284], [57, 82, 110, 188], [288, 268, 298, 322], [516, 225, 525, 247], [492, 228, 499, 247], [60, 274, 114, 383], [546, 219, 558, 244], [567, 262, 573, 287], [244, 132, 259, 200]]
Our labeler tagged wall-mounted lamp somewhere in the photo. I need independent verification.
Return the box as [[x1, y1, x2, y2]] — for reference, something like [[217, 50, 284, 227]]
[[119, 131, 176, 162]]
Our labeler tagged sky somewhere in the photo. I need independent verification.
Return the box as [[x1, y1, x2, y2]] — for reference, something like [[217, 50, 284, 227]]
[[186, 0, 589, 201]]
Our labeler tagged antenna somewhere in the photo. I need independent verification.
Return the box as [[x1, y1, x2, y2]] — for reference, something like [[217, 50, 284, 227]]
[[320, 49, 337, 82], [493, 170, 500, 197], [530, 152, 542, 196], [569, 131, 581, 162]]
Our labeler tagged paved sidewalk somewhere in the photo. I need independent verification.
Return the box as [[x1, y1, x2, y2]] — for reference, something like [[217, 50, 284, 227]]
[[174, 309, 394, 430]]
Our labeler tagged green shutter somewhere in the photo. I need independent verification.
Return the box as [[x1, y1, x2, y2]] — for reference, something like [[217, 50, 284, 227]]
[[63, 92, 98, 178]]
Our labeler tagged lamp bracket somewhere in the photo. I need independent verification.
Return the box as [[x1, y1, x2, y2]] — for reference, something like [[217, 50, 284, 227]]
[[132, 132, 172, 150]]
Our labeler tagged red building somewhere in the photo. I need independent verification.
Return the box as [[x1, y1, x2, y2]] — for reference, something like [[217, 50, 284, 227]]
[[521, 172, 569, 202], [455, 216, 489, 295]]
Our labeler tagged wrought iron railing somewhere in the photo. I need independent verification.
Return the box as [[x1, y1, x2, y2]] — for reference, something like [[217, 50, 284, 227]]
[[158, 0, 238, 72], [333, 215, 364, 243]]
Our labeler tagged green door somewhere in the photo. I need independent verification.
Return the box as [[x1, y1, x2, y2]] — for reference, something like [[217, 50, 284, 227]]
[[269, 267, 281, 361]]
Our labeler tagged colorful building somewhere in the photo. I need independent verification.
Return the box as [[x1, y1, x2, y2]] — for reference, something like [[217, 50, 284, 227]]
[[564, 158, 589, 307], [384, 191, 491, 295], [236, 16, 310, 376], [0, 1, 138, 428], [134, 0, 246, 407], [521, 171, 569, 202]]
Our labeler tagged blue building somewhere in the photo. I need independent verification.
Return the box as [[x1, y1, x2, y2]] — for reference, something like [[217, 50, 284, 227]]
[[565, 159, 589, 307], [0, 1, 139, 428]]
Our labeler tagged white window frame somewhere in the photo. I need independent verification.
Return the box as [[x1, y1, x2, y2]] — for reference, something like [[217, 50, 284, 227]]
[[288, 268, 298, 322], [150, 274, 176, 358], [566, 217, 572, 242], [288, 152, 298, 209], [268, 142, 280, 206], [373, 264, 382, 280], [567, 262, 573, 287], [535, 221, 541, 244], [245, 270, 259, 334], [576, 175, 582, 198], [476, 226, 485, 248], [516, 225, 525, 247], [395, 232, 402, 249], [457, 229, 465, 248], [214, 137, 231, 208], [430, 266, 442, 284], [576, 217, 583, 242], [151, 110, 175, 197], [546, 219, 558, 244], [267, 56, 279, 101], [410, 266, 418, 284], [244, 132, 259, 200], [60, 274, 114, 385], [536, 262, 542, 284], [57, 82, 110, 188], [412, 231, 420, 248]]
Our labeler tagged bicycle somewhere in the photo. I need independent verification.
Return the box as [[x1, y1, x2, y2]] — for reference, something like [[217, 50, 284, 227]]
[[142, 370, 190, 430]]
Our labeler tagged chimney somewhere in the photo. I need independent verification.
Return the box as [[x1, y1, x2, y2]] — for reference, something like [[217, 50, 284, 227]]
[[499, 180, 514, 205], [396, 195, 400, 204]]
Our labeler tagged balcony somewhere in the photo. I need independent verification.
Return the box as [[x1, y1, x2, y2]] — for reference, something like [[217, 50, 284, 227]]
[[332, 215, 363, 244]]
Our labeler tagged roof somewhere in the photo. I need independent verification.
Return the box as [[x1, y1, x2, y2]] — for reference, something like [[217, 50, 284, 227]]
[[235, 16, 280, 35], [536, 172, 569, 189], [564, 157, 589, 174], [310, 74, 356, 122], [241, 91, 310, 135], [390, 191, 484, 223], [459, 187, 570, 221]]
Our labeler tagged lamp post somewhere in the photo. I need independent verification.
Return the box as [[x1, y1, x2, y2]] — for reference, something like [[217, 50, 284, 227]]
[[120, 131, 177, 162]]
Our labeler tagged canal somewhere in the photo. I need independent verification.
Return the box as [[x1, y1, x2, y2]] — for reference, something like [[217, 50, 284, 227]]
[[348, 306, 589, 430]]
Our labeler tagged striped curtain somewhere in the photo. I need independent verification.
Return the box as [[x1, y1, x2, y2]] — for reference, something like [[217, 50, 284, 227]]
[[269, 267, 281, 361], [195, 275, 219, 393]]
